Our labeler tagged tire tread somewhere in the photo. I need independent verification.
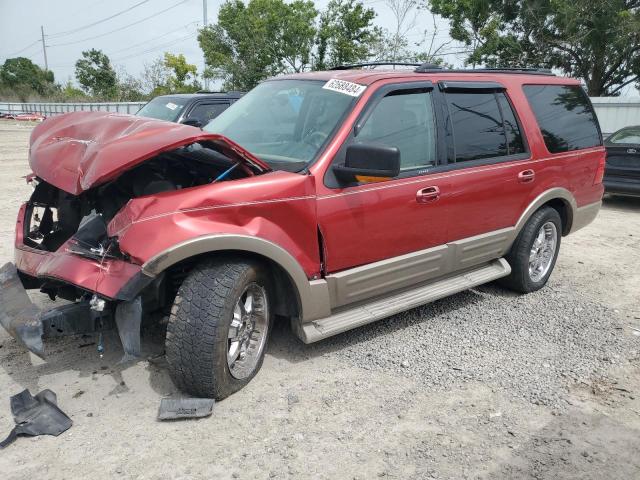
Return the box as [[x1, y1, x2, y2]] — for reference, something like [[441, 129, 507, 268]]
[[165, 259, 266, 399]]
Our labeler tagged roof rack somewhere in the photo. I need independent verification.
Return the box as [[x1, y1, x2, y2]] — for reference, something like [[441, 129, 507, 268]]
[[328, 61, 555, 76], [414, 63, 554, 76], [330, 62, 422, 70], [195, 90, 244, 95]]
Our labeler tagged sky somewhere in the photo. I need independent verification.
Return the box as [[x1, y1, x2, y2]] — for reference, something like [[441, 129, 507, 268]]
[[0, 0, 462, 88]]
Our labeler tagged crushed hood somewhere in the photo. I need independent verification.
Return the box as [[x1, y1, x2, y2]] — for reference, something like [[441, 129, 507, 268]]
[[29, 111, 271, 195]]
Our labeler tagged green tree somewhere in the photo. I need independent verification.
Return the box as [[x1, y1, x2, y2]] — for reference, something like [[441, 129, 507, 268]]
[[141, 57, 170, 96], [75, 49, 118, 99], [115, 67, 145, 101], [0, 57, 55, 96], [198, 0, 318, 90], [163, 52, 201, 92], [429, 0, 640, 96], [314, 0, 382, 70], [59, 79, 89, 101]]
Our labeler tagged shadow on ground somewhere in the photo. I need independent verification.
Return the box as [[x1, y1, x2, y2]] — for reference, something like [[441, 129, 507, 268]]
[[602, 193, 640, 212], [0, 285, 491, 396]]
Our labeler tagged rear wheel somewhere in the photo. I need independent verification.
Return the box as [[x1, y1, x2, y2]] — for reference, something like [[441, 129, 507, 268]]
[[500, 207, 562, 293], [165, 258, 272, 399]]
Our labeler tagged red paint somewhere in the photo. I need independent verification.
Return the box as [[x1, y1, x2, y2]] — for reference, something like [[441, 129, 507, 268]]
[[15, 235, 141, 299], [5, 113, 46, 122], [15, 70, 605, 298], [110, 171, 321, 277], [29, 111, 269, 195]]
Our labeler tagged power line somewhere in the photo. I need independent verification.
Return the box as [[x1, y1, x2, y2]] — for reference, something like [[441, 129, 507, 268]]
[[108, 22, 198, 55], [46, 0, 151, 38], [112, 32, 198, 62], [2, 39, 41, 58], [48, 0, 190, 47]]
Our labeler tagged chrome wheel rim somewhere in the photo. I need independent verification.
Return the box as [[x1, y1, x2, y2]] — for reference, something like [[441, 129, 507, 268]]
[[227, 283, 269, 380], [528, 221, 558, 282]]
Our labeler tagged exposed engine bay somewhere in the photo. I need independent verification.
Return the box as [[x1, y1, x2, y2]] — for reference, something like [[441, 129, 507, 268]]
[[23, 141, 252, 258]]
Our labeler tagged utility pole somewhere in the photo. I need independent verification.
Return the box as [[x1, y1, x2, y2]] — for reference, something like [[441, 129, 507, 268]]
[[202, 0, 209, 90], [40, 25, 48, 72]]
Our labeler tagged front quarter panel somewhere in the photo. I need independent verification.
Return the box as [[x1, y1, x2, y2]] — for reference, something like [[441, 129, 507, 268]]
[[109, 171, 321, 278]]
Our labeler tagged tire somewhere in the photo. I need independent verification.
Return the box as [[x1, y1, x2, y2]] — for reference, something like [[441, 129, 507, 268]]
[[500, 206, 562, 294], [165, 258, 272, 399]]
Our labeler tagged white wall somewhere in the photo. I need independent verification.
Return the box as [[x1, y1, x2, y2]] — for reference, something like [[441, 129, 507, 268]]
[[590, 97, 640, 137]]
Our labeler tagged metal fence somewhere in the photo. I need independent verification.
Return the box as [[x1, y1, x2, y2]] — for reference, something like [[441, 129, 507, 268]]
[[0, 101, 146, 117], [1, 97, 639, 136]]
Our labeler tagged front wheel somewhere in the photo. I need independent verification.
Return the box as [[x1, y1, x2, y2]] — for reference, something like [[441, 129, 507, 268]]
[[500, 207, 562, 293], [165, 258, 272, 399]]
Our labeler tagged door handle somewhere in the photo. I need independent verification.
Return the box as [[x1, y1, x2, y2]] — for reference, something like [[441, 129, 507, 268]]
[[518, 169, 535, 183], [416, 186, 440, 204]]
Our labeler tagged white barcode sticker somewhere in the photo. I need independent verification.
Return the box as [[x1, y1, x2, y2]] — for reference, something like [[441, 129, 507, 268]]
[[322, 78, 366, 97]]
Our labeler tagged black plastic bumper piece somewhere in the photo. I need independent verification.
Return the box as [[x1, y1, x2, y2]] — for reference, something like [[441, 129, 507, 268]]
[[0, 262, 113, 358], [0, 263, 46, 357], [0, 389, 72, 449]]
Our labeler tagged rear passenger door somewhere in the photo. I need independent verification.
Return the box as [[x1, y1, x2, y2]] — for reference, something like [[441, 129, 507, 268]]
[[439, 82, 532, 268]]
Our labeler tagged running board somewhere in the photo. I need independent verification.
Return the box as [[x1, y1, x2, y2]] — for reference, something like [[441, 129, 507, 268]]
[[298, 258, 510, 343]]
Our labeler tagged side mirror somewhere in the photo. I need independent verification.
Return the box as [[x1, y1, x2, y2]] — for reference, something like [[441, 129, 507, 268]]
[[333, 143, 400, 183], [181, 118, 202, 128]]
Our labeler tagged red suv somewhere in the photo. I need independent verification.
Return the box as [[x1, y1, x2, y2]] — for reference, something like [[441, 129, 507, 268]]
[[1, 64, 604, 399]]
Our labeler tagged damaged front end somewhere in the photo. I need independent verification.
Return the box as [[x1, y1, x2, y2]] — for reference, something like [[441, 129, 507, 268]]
[[0, 263, 113, 358], [3, 111, 270, 358]]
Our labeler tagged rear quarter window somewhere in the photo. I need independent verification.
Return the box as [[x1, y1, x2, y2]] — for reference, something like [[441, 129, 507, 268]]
[[523, 85, 602, 153]]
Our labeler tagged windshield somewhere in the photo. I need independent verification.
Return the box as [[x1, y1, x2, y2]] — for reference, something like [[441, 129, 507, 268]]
[[137, 96, 189, 122], [204, 79, 357, 170]]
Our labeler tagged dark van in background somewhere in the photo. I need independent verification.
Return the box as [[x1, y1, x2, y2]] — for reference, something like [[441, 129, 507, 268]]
[[136, 91, 243, 127]]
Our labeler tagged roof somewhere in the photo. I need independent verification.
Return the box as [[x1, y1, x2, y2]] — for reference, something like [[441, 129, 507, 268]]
[[154, 92, 243, 99], [274, 68, 581, 86]]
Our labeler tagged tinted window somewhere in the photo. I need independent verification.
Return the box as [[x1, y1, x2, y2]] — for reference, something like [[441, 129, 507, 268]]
[[523, 85, 601, 153], [497, 94, 525, 154], [356, 90, 437, 170], [447, 92, 525, 162], [186, 102, 229, 125]]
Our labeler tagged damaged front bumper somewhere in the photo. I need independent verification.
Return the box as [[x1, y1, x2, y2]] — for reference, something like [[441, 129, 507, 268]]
[[0, 263, 145, 359], [0, 263, 46, 357], [15, 202, 150, 301], [0, 263, 113, 357], [2, 204, 152, 358]]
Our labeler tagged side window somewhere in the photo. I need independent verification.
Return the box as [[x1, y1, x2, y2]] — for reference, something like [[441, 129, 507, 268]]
[[187, 102, 229, 126], [355, 90, 437, 171], [497, 93, 525, 155], [523, 85, 602, 153], [446, 91, 525, 162]]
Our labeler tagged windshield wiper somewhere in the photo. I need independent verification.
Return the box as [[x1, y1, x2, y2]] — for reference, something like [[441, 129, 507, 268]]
[[262, 159, 308, 173]]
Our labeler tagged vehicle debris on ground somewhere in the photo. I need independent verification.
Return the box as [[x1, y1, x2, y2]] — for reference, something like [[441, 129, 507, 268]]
[[157, 397, 215, 421], [0, 389, 72, 449]]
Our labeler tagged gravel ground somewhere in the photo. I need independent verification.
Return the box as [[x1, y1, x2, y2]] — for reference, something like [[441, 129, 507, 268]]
[[318, 282, 633, 408], [0, 120, 639, 479]]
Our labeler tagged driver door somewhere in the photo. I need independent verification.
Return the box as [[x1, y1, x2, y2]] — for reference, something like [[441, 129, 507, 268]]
[[317, 83, 450, 307]]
